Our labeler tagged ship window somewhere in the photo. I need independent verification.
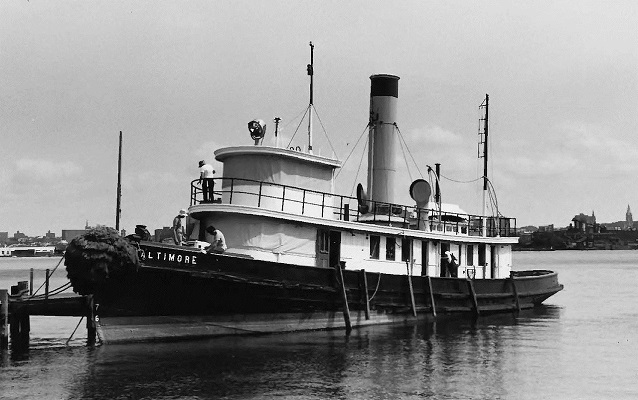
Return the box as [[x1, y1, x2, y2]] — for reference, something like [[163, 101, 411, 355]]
[[319, 230, 329, 253], [370, 235, 380, 259], [401, 238, 411, 262], [467, 245, 474, 265], [386, 237, 396, 261]]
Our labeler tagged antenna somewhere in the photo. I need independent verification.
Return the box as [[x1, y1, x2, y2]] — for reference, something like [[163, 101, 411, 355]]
[[274, 117, 281, 147], [307, 41, 314, 153]]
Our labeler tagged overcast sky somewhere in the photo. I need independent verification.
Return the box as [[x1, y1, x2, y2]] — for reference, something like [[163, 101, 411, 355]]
[[1, 1, 636, 236]]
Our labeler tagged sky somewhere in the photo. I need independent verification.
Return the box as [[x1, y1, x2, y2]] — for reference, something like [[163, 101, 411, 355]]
[[1, 1, 636, 236]]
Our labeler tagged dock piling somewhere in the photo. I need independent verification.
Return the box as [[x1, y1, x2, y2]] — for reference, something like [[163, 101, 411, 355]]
[[1, 290, 8, 350], [466, 278, 480, 317], [427, 276, 437, 318], [360, 269, 371, 320], [45, 269, 50, 300], [86, 295, 96, 346], [335, 264, 352, 333]]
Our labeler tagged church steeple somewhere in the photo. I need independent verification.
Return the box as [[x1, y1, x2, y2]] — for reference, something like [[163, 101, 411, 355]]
[[626, 205, 633, 230]]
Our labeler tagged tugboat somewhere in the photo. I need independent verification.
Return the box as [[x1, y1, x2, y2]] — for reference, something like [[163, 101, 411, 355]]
[[66, 48, 563, 344]]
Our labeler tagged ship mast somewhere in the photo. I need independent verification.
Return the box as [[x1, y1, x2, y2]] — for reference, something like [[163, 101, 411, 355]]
[[479, 94, 489, 234], [115, 131, 122, 232], [306, 41, 314, 153]]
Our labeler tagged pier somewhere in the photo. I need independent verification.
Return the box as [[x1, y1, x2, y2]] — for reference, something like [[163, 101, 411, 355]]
[[0, 268, 95, 351]]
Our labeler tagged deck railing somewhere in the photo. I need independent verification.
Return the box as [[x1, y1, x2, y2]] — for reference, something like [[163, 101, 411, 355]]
[[190, 178, 517, 237]]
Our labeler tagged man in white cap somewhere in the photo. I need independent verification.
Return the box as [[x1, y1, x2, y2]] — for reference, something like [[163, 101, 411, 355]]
[[172, 209, 188, 245], [198, 160, 215, 203], [443, 250, 459, 278]]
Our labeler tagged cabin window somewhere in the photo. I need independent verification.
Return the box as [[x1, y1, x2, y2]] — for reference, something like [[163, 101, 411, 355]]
[[467, 244, 474, 265], [370, 235, 380, 259], [401, 238, 411, 262], [386, 237, 396, 261], [318, 230, 329, 253]]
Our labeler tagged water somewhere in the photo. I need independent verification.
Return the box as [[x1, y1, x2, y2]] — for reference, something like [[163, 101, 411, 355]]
[[1, 252, 637, 399]]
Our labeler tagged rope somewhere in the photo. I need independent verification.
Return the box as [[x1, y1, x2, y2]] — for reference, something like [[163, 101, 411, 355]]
[[30, 254, 65, 298], [368, 272, 382, 302], [440, 174, 482, 184], [350, 140, 368, 197], [66, 316, 84, 346]]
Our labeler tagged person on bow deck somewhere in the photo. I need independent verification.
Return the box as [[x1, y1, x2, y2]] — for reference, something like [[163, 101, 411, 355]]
[[204, 225, 227, 253], [172, 209, 188, 245], [198, 160, 215, 203]]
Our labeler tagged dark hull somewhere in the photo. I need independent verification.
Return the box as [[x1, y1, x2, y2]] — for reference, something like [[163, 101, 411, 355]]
[[95, 243, 563, 343]]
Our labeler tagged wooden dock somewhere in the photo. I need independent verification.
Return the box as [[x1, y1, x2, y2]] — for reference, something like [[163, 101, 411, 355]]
[[1, 275, 95, 350]]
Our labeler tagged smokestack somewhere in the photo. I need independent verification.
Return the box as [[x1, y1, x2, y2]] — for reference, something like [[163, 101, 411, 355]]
[[367, 74, 399, 205]]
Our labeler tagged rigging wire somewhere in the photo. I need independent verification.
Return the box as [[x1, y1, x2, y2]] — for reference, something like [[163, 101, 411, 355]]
[[312, 106, 338, 158], [286, 106, 310, 148], [350, 139, 369, 197], [335, 123, 370, 179], [395, 124, 424, 178]]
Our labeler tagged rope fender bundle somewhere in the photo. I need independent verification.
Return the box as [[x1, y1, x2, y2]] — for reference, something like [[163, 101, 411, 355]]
[[65, 226, 140, 296]]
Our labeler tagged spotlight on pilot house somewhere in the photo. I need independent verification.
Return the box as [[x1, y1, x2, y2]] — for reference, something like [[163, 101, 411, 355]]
[[248, 119, 267, 145]]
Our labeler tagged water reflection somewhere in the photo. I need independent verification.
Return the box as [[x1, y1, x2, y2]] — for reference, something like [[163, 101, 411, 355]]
[[59, 306, 561, 400]]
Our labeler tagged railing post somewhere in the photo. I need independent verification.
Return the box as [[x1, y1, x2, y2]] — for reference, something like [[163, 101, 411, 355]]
[[229, 178, 234, 204], [321, 193, 325, 218], [302, 189, 306, 215], [258, 181, 262, 207], [281, 186, 286, 211]]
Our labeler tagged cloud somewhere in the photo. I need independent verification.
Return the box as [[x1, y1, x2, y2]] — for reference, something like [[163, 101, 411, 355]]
[[15, 158, 82, 181]]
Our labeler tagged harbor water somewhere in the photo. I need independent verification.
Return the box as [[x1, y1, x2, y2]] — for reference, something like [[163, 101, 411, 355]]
[[1, 251, 637, 399]]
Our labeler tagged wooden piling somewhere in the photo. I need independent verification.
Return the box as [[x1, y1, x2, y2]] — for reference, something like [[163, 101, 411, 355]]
[[427, 276, 437, 318], [406, 263, 417, 317], [360, 269, 370, 320], [45, 269, 50, 300], [335, 265, 352, 333], [510, 277, 521, 313], [0, 290, 8, 350], [86, 295, 96, 346], [466, 278, 480, 317], [30, 269, 34, 296]]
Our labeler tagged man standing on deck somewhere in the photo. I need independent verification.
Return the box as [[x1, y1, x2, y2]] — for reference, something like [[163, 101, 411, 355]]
[[172, 209, 188, 245], [198, 160, 215, 202]]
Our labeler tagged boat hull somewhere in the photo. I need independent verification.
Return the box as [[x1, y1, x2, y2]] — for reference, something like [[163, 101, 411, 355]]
[[94, 243, 563, 344]]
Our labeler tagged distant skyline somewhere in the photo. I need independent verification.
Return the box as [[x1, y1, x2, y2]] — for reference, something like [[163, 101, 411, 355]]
[[1, 1, 637, 236]]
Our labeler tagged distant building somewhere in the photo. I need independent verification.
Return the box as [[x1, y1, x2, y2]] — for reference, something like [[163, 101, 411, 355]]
[[538, 224, 554, 232], [13, 231, 27, 239], [154, 227, 174, 243], [45, 230, 56, 239], [572, 211, 600, 234], [0, 232, 8, 244], [626, 205, 633, 230], [62, 229, 87, 241]]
